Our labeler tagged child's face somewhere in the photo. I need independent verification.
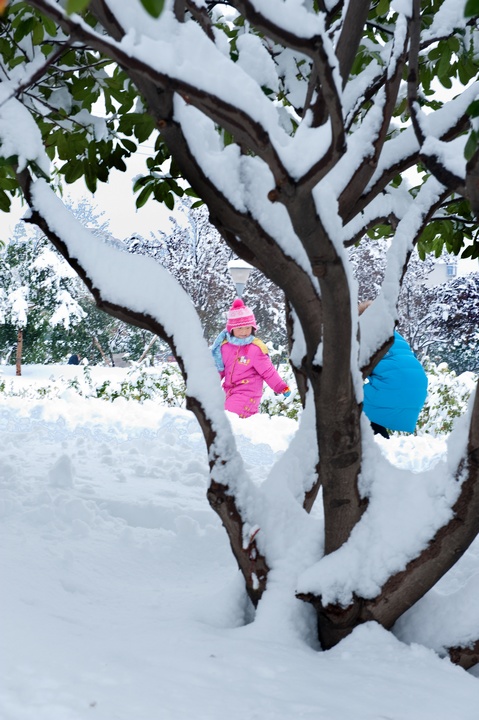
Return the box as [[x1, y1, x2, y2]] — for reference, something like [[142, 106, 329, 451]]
[[232, 325, 253, 338]]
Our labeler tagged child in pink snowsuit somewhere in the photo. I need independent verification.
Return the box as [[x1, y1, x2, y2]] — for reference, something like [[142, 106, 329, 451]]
[[211, 298, 291, 418]]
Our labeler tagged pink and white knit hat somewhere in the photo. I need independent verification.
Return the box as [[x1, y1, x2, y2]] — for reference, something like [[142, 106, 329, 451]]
[[226, 298, 257, 332]]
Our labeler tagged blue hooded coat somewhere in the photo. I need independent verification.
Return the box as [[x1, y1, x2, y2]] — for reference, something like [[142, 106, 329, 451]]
[[363, 331, 428, 433]]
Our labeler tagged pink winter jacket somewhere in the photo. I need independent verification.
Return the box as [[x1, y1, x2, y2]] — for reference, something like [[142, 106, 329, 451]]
[[220, 338, 288, 418]]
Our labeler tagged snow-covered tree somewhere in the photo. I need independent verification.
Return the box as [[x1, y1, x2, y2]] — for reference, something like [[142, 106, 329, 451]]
[[350, 236, 478, 371], [128, 199, 287, 344], [2, 0, 479, 668], [426, 273, 479, 373], [0, 223, 85, 372], [127, 201, 234, 341]]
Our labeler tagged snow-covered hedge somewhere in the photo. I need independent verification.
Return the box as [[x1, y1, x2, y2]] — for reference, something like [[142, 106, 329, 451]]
[[0, 360, 474, 436], [416, 361, 476, 435]]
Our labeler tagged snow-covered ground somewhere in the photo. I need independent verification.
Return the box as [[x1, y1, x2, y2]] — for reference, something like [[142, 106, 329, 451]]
[[2, 364, 479, 720]]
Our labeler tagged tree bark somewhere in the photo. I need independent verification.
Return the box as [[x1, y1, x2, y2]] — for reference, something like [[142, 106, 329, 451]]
[[449, 640, 479, 671], [138, 335, 158, 363], [15, 329, 23, 376], [92, 336, 111, 366]]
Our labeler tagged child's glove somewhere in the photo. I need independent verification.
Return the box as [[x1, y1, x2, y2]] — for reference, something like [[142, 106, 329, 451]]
[[283, 386, 291, 398]]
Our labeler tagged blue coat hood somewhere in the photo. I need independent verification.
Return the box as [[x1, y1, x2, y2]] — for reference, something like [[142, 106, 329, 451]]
[[363, 332, 428, 433]]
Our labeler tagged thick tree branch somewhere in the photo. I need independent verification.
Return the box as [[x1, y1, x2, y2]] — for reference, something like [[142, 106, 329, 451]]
[[335, 0, 371, 87], [360, 335, 394, 380], [466, 146, 479, 220], [346, 111, 472, 224], [185, 0, 215, 41], [230, 0, 327, 55], [338, 22, 409, 214], [407, 0, 470, 205], [300, 380, 479, 649]]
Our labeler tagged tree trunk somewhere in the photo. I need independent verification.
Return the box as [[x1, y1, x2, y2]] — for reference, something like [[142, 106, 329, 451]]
[[299, 379, 479, 649], [92, 336, 111, 365], [15, 329, 23, 376], [138, 335, 158, 363]]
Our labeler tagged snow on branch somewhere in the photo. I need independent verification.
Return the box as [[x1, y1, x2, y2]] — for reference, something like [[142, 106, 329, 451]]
[[0, 87, 50, 177], [230, 0, 326, 44]]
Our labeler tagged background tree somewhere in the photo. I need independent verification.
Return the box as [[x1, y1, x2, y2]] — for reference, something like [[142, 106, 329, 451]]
[[1, 0, 479, 668], [351, 235, 479, 372], [426, 273, 479, 373], [0, 223, 85, 372], [128, 199, 287, 344], [0, 200, 166, 366]]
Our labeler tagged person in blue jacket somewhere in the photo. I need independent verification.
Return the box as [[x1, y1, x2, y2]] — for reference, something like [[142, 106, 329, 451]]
[[359, 301, 428, 439]]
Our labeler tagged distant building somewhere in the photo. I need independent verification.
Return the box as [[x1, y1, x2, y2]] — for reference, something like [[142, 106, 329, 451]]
[[424, 258, 478, 287]]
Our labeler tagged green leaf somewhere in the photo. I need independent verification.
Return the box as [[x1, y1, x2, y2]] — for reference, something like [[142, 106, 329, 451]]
[[464, 131, 478, 162], [133, 176, 150, 192], [83, 161, 97, 193], [120, 138, 137, 154], [467, 100, 479, 118], [63, 159, 84, 184], [164, 191, 175, 210], [0, 154, 18, 167], [436, 47, 452, 81], [375, 0, 389, 17], [0, 177, 18, 191], [427, 47, 442, 61], [118, 113, 155, 142], [434, 237, 445, 257], [451, 231, 464, 255], [447, 36, 460, 53], [438, 74, 453, 90], [465, 0, 479, 18], [42, 16, 58, 37], [136, 185, 153, 209], [13, 17, 37, 43], [461, 243, 474, 258], [65, 0, 92, 15], [139, 0, 165, 19], [32, 20, 44, 45], [0, 189, 11, 212]]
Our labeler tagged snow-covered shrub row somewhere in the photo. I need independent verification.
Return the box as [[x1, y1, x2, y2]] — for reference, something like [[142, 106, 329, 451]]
[[0, 362, 186, 407], [416, 361, 476, 435], [0, 360, 474, 435]]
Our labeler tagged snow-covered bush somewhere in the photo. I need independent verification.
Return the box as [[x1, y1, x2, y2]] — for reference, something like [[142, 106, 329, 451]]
[[416, 361, 476, 435], [260, 362, 301, 420], [0, 361, 474, 436], [92, 362, 186, 406], [0, 362, 186, 406]]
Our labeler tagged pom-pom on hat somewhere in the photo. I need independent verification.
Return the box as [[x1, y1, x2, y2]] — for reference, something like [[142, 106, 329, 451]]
[[226, 298, 257, 332]]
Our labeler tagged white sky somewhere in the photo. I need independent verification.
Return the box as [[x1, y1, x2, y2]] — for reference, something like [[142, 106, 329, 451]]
[[4, 151, 174, 242]]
